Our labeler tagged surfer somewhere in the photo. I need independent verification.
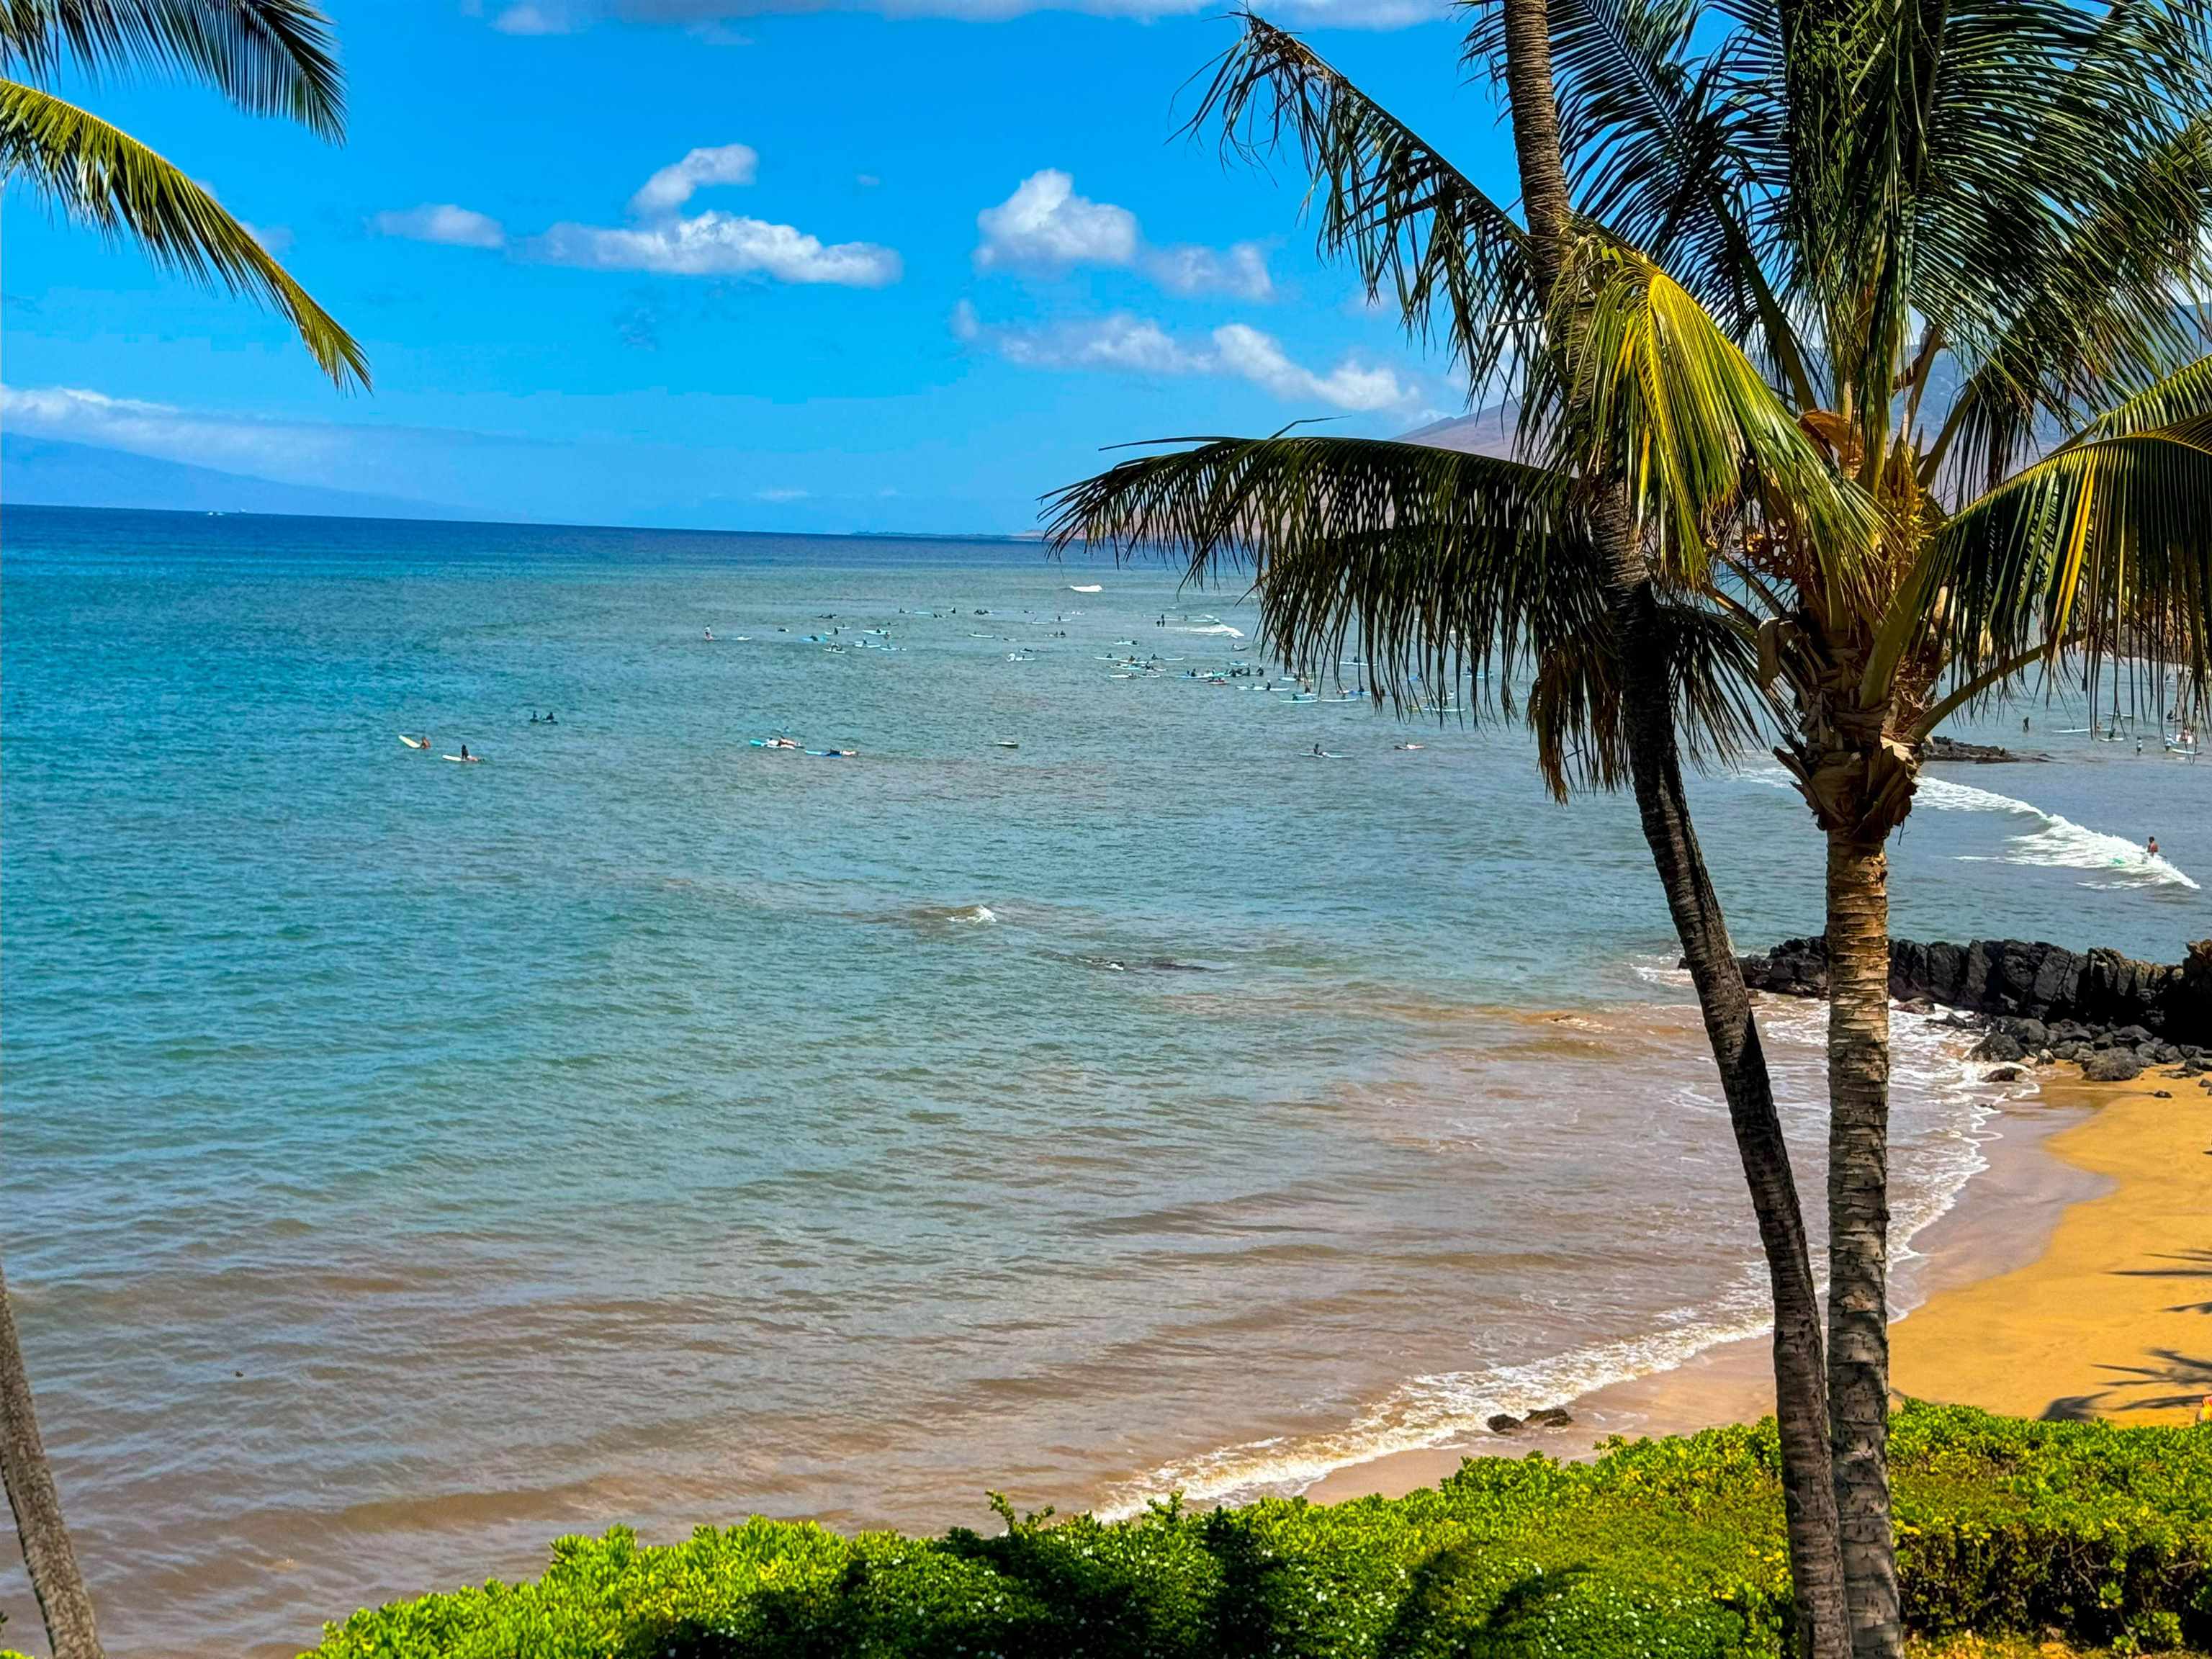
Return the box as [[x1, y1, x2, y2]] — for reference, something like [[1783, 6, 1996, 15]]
[[460, 744, 473, 762], [704, 628, 715, 641], [2148, 835, 2161, 858]]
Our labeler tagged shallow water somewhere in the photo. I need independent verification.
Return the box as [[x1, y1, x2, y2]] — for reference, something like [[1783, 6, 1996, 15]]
[[2, 506, 2203, 1655]]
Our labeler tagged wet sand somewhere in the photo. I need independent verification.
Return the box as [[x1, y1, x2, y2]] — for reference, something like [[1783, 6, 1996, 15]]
[[1310, 1069, 2208, 1503]]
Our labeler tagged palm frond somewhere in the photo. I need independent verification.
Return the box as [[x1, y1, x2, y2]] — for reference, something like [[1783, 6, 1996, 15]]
[[1043, 432, 1775, 796], [1539, 235, 1879, 594], [1, 77, 366, 386], [1044, 433, 1604, 715], [1189, 10, 1537, 395], [1934, 119, 2212, 500], [1529, 596, 1779, 797], [1, 0, 343, 138], [1462, 0, 1812, 405], [1912, 352, 2212, 706]]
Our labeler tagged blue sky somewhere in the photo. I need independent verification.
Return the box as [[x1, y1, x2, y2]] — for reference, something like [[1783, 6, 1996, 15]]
[[2, 0, 1519, 532]]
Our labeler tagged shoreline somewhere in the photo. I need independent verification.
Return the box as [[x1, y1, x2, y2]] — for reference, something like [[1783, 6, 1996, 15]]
[[1309, 1064, 2204, 1504]]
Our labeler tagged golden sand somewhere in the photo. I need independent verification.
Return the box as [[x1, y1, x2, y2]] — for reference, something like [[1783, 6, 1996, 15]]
[[1310, 1071, 2210, 1505], [1890, 1073, 2212, 1425]]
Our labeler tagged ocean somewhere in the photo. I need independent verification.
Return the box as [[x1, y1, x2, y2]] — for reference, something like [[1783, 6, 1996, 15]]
[[3, 505, 2203, 1656]]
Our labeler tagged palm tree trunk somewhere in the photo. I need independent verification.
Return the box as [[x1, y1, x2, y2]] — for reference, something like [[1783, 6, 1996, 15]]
[[1602, 505, 1851, 1659], [1496, 6, 1848, 1655], [0, 1256, 104, 1659], [1823, 829, 1900, 1659]]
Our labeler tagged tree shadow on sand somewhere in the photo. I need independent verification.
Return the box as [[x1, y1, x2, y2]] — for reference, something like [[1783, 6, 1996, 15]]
[[2089, 1349, 2212, 1413], [2111, 1248, 2212, 1315]]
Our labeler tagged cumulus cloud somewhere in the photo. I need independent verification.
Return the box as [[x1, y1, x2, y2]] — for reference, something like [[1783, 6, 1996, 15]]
[[629, 143, 758, 216], [953, 304, 1414, 411], [372, 203, 507, 248], [483, 0, 1438, 28], [523, 145, 899, 287], [976, 171, 1138, 271], [536, 214, 899, 284], [974, 170, 1270, 300]]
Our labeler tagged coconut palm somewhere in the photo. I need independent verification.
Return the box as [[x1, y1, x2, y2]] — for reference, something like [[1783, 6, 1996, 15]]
[[1, 0, 367, 387], [1, 8, 366, 1655], [1048, 4, 2212, 1655]]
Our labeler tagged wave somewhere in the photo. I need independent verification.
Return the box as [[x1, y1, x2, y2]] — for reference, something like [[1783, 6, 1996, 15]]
[[1737, 768, 2197, 890], [903, 903, 998, 926], [1915, 777, 2198, 890], [1097, 1006, 2023, 1517], [1175, 624, 1247, 639]]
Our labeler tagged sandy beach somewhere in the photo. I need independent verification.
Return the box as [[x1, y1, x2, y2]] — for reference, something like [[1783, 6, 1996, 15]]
[[1311, 1065, 2211, 1503]]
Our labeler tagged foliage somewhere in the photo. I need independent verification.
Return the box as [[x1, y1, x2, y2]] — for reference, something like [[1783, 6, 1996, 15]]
[[0, 0, 367, 387], [305, 1407, 2212, 1659]]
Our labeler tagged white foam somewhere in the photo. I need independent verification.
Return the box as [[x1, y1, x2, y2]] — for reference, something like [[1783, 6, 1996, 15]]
[[1097, 1005, 2029, 1517], [1915, 776, 2197, 889], [951, 905, 997, 925], [1175, 624, 1246, 639]]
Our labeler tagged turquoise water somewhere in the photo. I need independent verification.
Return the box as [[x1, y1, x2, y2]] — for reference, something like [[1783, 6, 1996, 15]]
[[3, 505, 2203, 1656]]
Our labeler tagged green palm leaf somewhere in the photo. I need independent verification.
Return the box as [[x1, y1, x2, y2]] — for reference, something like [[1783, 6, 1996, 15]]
[[1043, 432, 1770, 794], [1915, 352, 2212, 698], [1190, 11, 1537, 395], [0, 0, 343, 136], [1, 76, 367, 387], [1540, 236, 1879, 593], [1462, 0, 1812, 405]]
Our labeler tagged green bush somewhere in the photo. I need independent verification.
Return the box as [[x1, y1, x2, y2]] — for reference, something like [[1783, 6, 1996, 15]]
[[307, 1406, 2212, 1659]]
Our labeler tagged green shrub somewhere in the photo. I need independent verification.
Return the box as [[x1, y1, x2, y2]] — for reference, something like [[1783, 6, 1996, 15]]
[[306, 1405, 2212, 1659]]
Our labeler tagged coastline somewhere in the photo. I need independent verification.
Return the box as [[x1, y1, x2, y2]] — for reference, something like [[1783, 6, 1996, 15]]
[[1309, 1064, 2205, 1504]]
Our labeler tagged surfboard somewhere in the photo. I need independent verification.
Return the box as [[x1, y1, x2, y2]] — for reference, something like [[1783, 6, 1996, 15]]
[[443, 754, 482, 764], [399, 734, 428, 749]]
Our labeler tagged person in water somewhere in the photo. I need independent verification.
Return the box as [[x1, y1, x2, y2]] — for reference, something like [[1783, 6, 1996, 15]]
[[460, 744, 472, 760], [2148, 835, 2160, 858]]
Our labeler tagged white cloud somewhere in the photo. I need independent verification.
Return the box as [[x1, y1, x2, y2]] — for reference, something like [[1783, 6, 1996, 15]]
[[955, 307, 1415, 411], [1144, 241, 1272, 300], [974, 169, 1270, 300], [1, 384, 352, 475], [372, 203, 507, 248], [530, 146, 900, 286], [755, 486, 810, 501], [482, 0, 1439, 29], [492, 1, 577, 31], [629, 143, 758, 217], [1209, 324, 1409, 411], [536, 213, 899, 284], [976, 171, 1139, 271]]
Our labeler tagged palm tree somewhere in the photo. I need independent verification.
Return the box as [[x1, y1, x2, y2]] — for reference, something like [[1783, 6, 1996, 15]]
[[1049, 4, 2212, 1656], [1048, 14, 1861, 1649], [1, 8, 367, 1655]]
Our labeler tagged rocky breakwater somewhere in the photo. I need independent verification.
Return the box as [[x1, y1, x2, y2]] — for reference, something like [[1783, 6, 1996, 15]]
[[1735, 936, 2212, 1084]]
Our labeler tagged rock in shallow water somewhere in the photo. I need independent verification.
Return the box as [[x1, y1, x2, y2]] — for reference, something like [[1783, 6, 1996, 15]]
[[1486, 1414, 1522, 1434]]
